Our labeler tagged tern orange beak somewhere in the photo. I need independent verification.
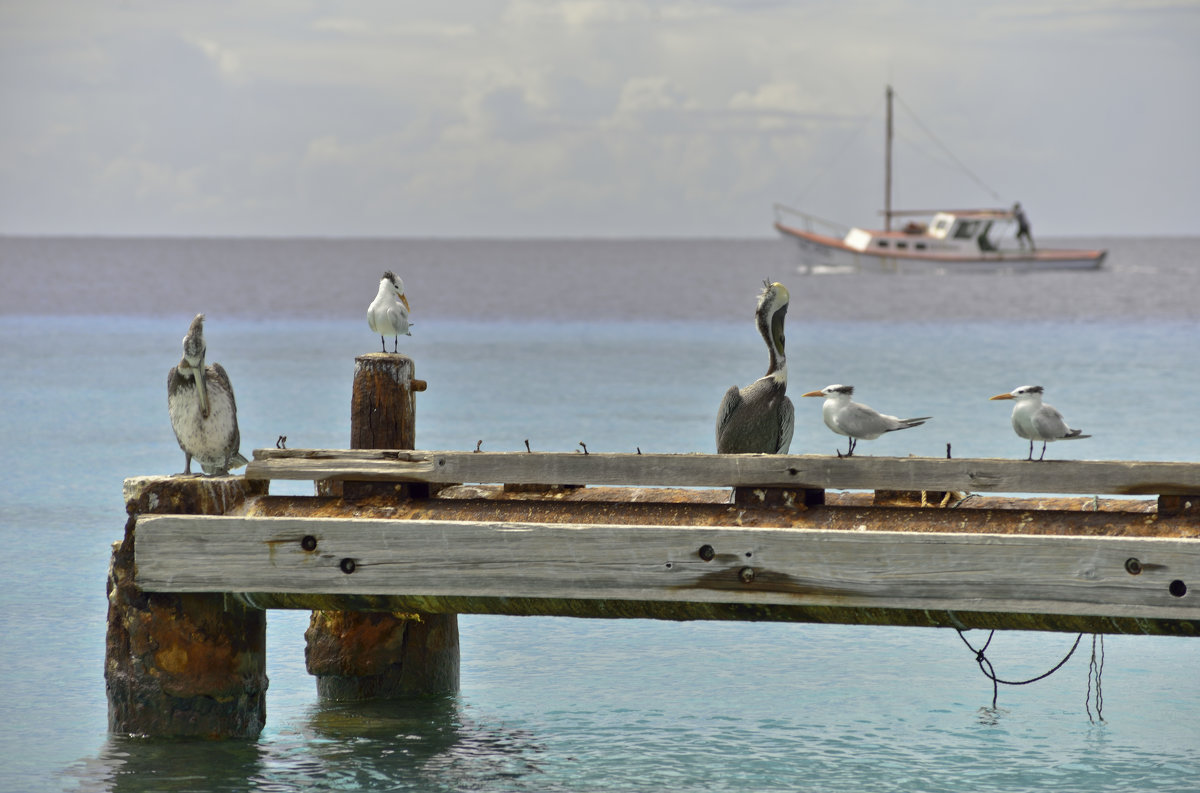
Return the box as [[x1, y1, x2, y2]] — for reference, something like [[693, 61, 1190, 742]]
[[989, 392, 1015, 401], [801, 390, 825, 398], [400, 294, 411, 311]]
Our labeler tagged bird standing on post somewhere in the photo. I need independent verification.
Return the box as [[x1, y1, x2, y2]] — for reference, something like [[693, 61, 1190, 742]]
[[801, 385, 930, 458], [368, 271, 411, 353], [990, 385, 1090, 460], [167, 313, 248, 475], [716, 281, 794, 454]]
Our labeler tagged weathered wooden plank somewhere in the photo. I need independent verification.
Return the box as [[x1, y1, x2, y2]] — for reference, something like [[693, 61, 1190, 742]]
[[135, 515, 1200, 621], [245, 449, 1200, 497]]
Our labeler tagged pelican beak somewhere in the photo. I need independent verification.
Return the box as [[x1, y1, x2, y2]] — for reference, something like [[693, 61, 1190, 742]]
[[989, 392, 1015, 401], [400, 293, 411, 311], [195, 362, 210, 418], [801, 390, 825, 398]]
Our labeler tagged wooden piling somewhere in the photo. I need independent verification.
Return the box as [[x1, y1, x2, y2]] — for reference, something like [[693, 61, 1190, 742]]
[[106, 476, 269, 738], [305, 353, 460, 700]]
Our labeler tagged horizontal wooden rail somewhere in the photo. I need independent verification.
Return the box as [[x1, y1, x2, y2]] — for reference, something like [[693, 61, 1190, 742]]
[[135, 516, 1200, 633], [246, 449, 1200, 497]]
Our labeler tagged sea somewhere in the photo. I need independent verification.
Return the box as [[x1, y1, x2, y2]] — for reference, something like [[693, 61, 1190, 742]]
[[1, 235, 1197, 792]]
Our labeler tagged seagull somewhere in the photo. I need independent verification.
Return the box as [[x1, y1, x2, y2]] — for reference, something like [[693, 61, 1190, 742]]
[[716, 281, 794, 454], [167, 314, 248, 475], [367, 270, 411, 353], [801, 385, 930, 457], [990, 385, 1090, 460]]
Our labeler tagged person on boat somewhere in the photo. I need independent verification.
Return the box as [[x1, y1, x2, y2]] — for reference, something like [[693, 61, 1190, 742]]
[[1013, 202, 1035, 251]]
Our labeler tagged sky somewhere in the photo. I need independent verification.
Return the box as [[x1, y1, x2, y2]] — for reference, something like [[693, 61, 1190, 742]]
[[1, 1, 1197, 238]]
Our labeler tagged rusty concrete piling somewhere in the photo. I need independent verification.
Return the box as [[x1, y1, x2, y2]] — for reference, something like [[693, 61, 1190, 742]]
[[106, 477, 269, 738], [305, 353, 461, 700]]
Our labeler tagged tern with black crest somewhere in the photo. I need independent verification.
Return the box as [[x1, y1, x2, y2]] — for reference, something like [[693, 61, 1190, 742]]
[[990, 385, 1090, 460], [802, 384, 930, 457], [368, 271, 411, 353]]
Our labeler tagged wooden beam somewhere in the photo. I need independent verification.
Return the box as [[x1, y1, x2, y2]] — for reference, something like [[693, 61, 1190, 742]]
[[246, 449, 1200, 497], [135, 515, 1200, 623]]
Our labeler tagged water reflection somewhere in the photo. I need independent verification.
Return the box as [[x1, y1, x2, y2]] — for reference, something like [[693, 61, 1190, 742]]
[[72, 696, 551, 793]]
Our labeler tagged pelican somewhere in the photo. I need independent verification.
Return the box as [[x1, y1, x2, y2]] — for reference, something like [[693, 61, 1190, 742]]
[[167, 314, 248, 475], [801, 385, 930, 457], [367, 271, 411, 353], [990, 385, 1090, 460], [716, 281, 794, 454]]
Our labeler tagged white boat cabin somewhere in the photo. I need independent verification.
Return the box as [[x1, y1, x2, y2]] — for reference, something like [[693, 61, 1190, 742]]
[[844, 209, 1014, 256]]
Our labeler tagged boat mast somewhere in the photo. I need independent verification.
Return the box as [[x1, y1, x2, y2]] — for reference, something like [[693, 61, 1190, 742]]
[[884, 85, 893, 232]]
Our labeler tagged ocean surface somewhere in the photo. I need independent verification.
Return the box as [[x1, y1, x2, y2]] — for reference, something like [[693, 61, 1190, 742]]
[[1, 235, 1197, 792]]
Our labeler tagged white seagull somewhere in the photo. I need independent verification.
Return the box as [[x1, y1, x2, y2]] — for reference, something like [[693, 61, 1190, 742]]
[[801, 384, 931, 457], [367, 271, 411, 353], [715, 281, 794, 454], [167, 314, 248, 476], [990, 385, 1090, 460]]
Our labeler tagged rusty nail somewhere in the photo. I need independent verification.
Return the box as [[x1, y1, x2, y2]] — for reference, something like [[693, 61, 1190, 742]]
[[739, 566, 755, 584], [698, 544, 715, 562], [301, 535, 318, 552], [1124, 557, 1142, 575], [339, 558, 357, 574]]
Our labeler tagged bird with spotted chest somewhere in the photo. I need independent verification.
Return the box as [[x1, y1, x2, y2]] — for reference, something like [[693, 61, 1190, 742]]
[[166, 313, 248, 475], [716, 281, 794, 455]]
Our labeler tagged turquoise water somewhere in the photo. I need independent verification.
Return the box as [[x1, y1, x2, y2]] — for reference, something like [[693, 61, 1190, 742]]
[[1, 237, 1198, 791]]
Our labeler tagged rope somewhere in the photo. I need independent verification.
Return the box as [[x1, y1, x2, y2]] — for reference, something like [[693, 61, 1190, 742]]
[[956, 629, 1084, 710], [893, 93, 1005, 203], [1086, 634, 1105, 723]]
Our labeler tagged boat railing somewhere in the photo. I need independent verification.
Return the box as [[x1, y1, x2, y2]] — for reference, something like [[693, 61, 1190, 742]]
[[773, 203, 850, 239]]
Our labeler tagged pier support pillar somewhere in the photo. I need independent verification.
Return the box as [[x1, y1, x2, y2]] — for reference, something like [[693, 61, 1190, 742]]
[[105, 477, 269, 738], [306, 353, 460, 699]]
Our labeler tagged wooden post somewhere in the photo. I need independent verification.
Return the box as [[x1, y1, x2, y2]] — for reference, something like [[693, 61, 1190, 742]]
[[305, 353, 460, 699], [106, 476, 269, 738]]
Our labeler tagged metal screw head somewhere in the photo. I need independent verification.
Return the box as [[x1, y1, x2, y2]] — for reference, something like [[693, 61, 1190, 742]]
[[301, 535, 318, 552], [699, 544, 715, 562], [1125, 558, 1142, 575], [739, 566, 755, 584], [339, 558, 357, 574]]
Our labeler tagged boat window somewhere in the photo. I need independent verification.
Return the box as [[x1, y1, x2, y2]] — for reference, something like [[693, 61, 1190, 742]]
[[953, 221, 979, 239], [933, 219, 950, 232], [915, 243, 927, 250], [896, 241, 908, 249], [876, 240, 889, 248]]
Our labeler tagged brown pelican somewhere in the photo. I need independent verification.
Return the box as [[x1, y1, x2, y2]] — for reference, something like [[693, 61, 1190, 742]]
[[716, 281, 794, 454], [167, 314, 248, 475], [367, 271, 411, 353], [801, 385, 930, 457], [990, 385, 1090, 460]]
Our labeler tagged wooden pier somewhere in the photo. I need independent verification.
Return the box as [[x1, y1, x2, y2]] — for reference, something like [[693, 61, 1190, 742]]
[[106, 353, 1200, 738]]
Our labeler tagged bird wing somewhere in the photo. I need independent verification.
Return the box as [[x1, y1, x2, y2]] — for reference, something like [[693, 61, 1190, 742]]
[[1031, 404, 1071, 440], [775, 396, 795, 454], [835, 402, 891, 438], [715, 385, 742, 452]]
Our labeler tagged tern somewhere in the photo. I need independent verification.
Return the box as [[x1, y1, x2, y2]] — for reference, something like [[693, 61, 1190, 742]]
[[801, 385, 930, 457], [716, 281, 794, 454], [990, 385, 1090, 460], [367, 270, 411, 353], [167, 314, 248, 475]]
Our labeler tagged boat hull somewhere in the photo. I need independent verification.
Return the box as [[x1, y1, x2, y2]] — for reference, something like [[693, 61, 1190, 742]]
[[776, 222, 1107, 273]]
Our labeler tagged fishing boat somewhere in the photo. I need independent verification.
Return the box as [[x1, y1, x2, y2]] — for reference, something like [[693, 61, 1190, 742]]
[[774, 87, 1107, 273]]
